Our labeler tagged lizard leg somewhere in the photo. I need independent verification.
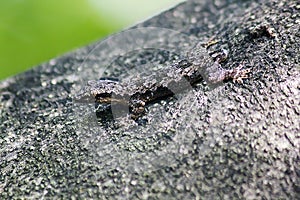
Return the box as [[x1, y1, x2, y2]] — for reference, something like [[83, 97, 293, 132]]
[[129, 99, 146, 120]]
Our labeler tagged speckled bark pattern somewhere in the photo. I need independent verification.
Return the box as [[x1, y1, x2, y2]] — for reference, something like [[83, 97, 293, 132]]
[[0, 0, 299, 199]]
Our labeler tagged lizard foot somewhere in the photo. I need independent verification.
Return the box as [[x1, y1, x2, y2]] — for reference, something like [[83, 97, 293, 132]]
[[232, 65, 251, 84]]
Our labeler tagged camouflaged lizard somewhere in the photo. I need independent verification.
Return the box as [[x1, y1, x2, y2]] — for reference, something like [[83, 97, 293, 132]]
[[74, 42, 249, 120]]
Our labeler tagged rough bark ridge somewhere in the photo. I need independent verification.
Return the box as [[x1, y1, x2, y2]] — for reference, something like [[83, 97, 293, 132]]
[[0, 0, 299, 199]]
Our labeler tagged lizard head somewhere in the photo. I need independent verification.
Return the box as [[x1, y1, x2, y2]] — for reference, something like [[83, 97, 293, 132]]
[[73, 78, 120, 103]]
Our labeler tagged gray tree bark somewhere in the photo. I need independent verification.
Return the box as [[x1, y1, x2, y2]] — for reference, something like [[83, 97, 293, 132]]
[[0, 0, 299, 199]]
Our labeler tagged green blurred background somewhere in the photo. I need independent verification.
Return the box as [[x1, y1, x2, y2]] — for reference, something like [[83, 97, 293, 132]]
[[0, 0, 183, 80]]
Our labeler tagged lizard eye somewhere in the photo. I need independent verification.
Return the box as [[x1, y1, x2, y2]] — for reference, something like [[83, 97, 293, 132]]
[[95, 93, 112, 99], [99, 77, 119, 82]]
